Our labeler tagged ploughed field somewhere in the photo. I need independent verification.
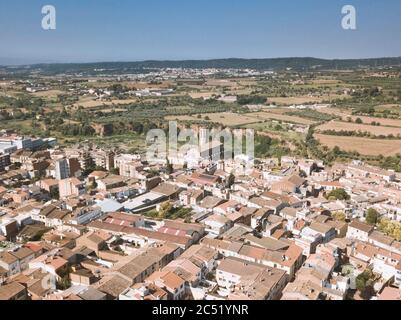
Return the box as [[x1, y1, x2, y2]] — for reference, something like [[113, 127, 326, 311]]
[[316, 120, 401, 137], [314, 134, 401, 156], [267, 94, 349, 106], [313, 107, 401, 156]]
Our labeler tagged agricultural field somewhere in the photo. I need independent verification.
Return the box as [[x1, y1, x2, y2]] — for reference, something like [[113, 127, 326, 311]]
[[31, 89, 65, 98], [267, 94, 349, 106], [317, 107, 353, 117], [1, 64, 399, 170], [188, 92, 216, 99], [318, 107, 401, 126], [165, 112, 260, 126], [315, 134, 401, 156], [309, 79, 343, 85], [262, 108, 295, 114], [72, 98, 138, 109], [375, 104, 401, 112], [246, 111, 316, 125], [205, 79, 238, 87], [316, 120, 401, 137], [342, 115, 401, 127], [227, 88, 255, 95], [122, 81, 174, 90], [166, 110, 316, 127]]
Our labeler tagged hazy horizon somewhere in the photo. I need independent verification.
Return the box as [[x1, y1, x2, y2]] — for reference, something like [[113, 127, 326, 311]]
[[1, 55, 401, 67]]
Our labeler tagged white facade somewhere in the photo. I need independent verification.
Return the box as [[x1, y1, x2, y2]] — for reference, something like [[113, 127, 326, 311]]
[[346, 226, 370, 242]]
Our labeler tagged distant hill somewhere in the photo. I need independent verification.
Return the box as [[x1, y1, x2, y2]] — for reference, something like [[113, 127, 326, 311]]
[[2, 57, 401, 75]]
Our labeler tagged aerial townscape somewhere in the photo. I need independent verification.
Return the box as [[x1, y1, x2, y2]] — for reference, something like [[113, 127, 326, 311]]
[[1, 58, 401, 301]]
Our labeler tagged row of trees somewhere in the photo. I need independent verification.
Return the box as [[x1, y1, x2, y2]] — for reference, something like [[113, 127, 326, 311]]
[[320, 129, 400, 140]]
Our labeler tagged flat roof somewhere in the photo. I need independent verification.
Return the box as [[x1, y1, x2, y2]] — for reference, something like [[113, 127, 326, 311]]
[[122, 192, 165, 210]]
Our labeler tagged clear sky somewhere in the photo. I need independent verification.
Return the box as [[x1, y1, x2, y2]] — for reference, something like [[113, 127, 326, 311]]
[[0, 0, 400, 64]]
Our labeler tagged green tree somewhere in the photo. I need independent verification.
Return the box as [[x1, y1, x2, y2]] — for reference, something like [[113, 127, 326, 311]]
[[366, 208, 379, 225], [326, 188, 350, 201], [332, 211, 346, 222], [50, 189, 60, 200], [378, 219, 401, 241], [158, 201, 174, 219], [57, 275, 71, 290], [355, 269, 375, 299], [332, 146, 341, 156]]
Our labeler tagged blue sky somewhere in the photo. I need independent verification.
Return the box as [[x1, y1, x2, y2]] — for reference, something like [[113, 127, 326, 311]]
[[0, 0, 400, 64]]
